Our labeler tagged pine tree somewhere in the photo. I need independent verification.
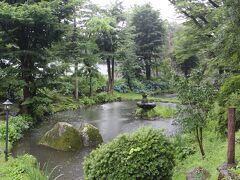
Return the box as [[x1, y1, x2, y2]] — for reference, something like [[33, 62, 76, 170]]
[[132, 4, 165, 80]]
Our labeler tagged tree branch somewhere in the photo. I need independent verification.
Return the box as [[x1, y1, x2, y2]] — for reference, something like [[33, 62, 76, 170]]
[[208, 0, 220, 8], [198, 15, 209, 24], [181, 10, 203, 28]]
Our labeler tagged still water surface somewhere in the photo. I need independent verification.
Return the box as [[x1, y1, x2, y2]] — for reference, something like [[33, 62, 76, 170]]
[[12, 101, 177, 180]]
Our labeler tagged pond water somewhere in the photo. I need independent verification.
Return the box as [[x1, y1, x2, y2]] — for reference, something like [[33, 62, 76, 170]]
[[12, 101, 178, 180]]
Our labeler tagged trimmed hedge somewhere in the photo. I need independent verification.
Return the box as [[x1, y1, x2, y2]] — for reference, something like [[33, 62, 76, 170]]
[[83, 127, 175, 180]]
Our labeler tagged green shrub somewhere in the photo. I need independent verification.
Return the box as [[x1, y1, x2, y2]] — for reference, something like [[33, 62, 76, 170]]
[[80, 97, 96, 106], [0, 115, 32, 143], [94, 92, 120, 104], [219, 75, 240, 105], [135, 106, 175, 119], [214, 91, 240, 135], [172, 134, 196, 161], [84, 127, 175, 180]]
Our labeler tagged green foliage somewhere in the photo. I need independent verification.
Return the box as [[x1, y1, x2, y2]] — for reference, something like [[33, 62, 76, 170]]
[[219, 75, 240, 105], [79, 93, 120, 106], [84, 127, 175, 180], [80, 97, 96, 106], [78, 73, 106, 97], [173, 25, 202, 76], [0, 0, 78, 115], [132, 4, 165, 80], [213, 75, 240, 135], [117, 17, 141, 89], [114, 79, 168, 94], [135, 106, 175, 119], [23, 89, 79, 119], [172, 134, 196, 161], [172, 131, 240, 180], [93, 92, 120, 104], [175, 69, 216, 131], [0, 154, 47, 180], [114, 91, 179, 103], [175, 68, 216, 157], [0, 115, 32, 143]]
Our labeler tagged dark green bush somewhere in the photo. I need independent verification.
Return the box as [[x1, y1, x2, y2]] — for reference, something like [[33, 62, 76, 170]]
[[216, 75, 240, 135], [214, 91, 240, 135], [114, 79, 168, 94], [219, 75, 240, 106], [0, 115, 33, 143], [80, 97, 96, 106], [83, 127, 175, 180]]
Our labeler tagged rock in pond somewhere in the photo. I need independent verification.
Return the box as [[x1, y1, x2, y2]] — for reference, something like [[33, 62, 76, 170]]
[[39, 122, 83, 151], [79, 123, 103, 147]]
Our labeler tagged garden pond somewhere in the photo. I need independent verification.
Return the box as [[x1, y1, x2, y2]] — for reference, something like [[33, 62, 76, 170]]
[[12, 101, 178, 180]]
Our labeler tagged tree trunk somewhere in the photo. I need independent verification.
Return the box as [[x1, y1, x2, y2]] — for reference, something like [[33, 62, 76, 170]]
[[110, 58, 114, 94], [89, 73, 92, 97], [155, 66, 159, 77], [145, 61, 151, 80], [106, 57, 112, 93], [73, 17, 79, 100], [20, 55, 34, 114], [196, 127, 205, 158], [127, 77, 132, 91], [74, 62, 79, 100]]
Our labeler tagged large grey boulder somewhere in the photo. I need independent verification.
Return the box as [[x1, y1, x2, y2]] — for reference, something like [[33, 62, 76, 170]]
[[78, 123, 103, 147], [39, 122, 83, 151]]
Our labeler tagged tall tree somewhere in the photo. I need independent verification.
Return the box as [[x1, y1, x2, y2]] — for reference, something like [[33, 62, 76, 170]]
[[117, 16, 140, 90], [95, 0, 124, 94], [173, 25, 203, 76], [132, 4, 165, 80], [0, 0, 77, 114]]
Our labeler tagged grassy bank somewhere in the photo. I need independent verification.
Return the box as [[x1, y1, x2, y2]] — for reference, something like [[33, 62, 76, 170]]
[[0, 153, 47, 180], [135, 106, 176, 119], [173, 132, 240, 179], [114, 91, 179, 103]]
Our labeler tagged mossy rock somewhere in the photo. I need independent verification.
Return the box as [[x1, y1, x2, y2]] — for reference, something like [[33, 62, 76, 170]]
[[39, 122, 83, 151], [187, 167, 210, 180], [79, 123, 103, 147]]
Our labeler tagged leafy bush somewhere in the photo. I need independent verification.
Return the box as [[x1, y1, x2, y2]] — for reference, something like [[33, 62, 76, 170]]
[[0, 115, 33, 143], [114, 79, 168, 94], [215, 75, 240, 135], [114, 84, 129, 93], [94, 92, 120, 104], [172, 135, 196, 161], [28, 90, 79, 118], [135, 106, 175, 119], [84, 127, 175, 180], [219, 75, 240, 105], [80, 97, 96, 106], [214, 91, 240, 135], [145, 81, 167, 92]]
